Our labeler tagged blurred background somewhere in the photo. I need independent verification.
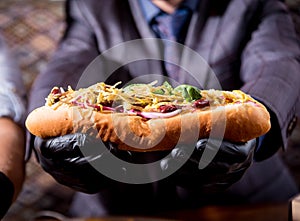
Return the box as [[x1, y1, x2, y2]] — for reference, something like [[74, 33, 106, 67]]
[[0, 0, 299, 220]]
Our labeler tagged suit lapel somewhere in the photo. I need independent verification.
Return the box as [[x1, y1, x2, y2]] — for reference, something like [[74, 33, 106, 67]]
[[125, 0, 165, 85], [182, 0, 233, 88], [185, 0, 211, 49], [180, 0, 216, 87], [128, 0, 156, 39]]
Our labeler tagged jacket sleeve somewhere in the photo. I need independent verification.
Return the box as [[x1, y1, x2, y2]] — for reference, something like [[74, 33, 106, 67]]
[[240, 0, 300, 154], [27, 0, 100, 159], [0, 34, 27, 126], [28, 0, 99, 112]]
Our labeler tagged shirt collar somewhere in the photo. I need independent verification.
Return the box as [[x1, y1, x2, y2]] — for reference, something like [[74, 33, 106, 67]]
[[138, 0, 161, 23], [138, 0, 200, 23]]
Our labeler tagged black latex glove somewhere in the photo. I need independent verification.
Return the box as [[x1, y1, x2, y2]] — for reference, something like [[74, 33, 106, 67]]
[[34, 133, 256, 195], [34, 133, 171, 193], [34, 133, 123, 194], [0, 172, 14, 219], [160, 138, 256, 193]]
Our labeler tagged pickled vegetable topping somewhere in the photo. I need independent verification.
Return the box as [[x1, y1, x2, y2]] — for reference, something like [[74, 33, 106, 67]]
[[45, 81, 257, 119]]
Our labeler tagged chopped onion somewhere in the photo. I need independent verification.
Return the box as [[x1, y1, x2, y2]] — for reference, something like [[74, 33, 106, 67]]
[[102, 106, 115, 111], [70, 100, 182, 118], [128, 109, 182, 119]]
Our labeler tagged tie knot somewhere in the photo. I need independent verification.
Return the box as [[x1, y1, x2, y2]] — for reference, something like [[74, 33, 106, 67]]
[[151, 7, 192, 43], [152, 13, 174, 40]]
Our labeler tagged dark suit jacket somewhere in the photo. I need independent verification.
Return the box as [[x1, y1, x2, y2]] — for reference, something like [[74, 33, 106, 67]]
[[28, 0, 300, 216]]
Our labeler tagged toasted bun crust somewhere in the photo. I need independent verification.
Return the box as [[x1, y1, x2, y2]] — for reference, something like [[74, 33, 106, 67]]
[[26, 102, 271, 152]]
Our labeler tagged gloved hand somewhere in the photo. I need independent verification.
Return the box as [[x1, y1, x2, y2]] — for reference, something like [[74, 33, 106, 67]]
[[160, 138, 257, 193], [33, 133, 126, 194], [34, 133, 171, 193], [0, 172, 14, 219], [34, 133, 256, 195]]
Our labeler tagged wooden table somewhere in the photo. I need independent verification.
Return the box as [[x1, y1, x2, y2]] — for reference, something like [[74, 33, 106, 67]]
[[34, 202, 290, 221], [158, 203, 289, 221]]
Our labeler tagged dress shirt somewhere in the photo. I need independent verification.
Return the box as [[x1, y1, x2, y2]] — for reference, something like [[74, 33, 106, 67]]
[[138, 0, 199, 24]]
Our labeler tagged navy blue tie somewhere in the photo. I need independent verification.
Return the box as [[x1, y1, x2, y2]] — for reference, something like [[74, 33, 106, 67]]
[[151, 8, 192, 81]]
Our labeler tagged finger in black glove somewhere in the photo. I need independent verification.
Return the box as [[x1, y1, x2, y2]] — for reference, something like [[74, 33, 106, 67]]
[[34, 133, 128, 194], [160, 138, 257, 193]]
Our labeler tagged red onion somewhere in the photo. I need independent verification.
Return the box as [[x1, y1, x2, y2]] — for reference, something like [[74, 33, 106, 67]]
[[128, 109, 182, 119]]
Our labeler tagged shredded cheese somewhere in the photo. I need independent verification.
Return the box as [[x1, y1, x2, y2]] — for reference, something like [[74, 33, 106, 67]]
[[45, 81, 256, 114]]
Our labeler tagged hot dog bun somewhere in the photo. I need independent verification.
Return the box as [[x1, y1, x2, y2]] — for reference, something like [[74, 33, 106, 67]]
[[26, 101, 270, 152]]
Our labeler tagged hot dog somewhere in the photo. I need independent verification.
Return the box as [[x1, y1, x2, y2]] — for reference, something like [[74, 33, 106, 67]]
[[26, 81, 271, 152]]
